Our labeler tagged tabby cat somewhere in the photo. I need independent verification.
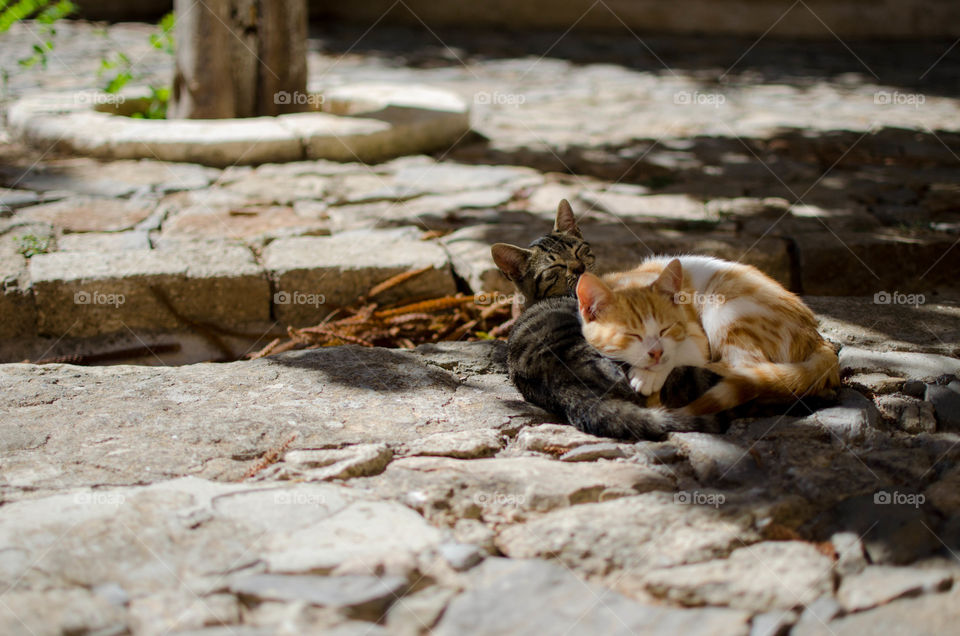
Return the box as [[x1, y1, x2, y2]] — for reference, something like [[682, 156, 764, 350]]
[[491, 201, 722, 440], [576, 255, 840, 416]]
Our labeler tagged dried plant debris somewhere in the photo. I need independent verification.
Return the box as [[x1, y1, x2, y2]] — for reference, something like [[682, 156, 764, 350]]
[[245, 433, 298, 479], [250, 266, 515, 359]]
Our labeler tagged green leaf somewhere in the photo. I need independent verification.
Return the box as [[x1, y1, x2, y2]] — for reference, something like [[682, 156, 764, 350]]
[[0, 0, 49, 32]]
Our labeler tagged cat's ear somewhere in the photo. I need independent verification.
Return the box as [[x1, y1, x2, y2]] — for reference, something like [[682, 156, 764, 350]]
[[577, 272, 612, 322], [554, 199, 582, 238], [654, 258, 683, 298], [491, 243, 532, 281]]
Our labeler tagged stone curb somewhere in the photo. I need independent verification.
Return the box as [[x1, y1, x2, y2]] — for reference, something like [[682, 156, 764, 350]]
[[7, 84, 470, 167], [27, 244, 271, 338]]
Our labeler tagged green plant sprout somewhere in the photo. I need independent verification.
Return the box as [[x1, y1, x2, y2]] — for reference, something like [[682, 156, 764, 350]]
[[14, 233, 51, 257], [98, 11, 175, 119], [0, 0, 76, 68]]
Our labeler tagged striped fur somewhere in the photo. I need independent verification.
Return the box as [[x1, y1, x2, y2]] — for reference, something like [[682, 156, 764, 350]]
[[509, 297, 722, 439], [578, 255, 840, 416], [491, 200, 594, 311], [492, 200, 723, 439]]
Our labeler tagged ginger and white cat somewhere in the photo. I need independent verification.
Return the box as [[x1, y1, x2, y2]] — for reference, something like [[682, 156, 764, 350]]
[[576, 255, 839, 415]]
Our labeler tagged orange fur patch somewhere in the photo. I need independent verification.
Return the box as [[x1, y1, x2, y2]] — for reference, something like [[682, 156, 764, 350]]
[[582, 257, 839, 414]]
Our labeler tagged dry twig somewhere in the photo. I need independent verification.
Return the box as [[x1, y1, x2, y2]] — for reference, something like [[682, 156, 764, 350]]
[[245, 433, 298, 479], [247, 268, 517, 359]]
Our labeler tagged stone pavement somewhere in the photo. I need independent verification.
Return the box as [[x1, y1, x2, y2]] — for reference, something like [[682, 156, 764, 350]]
[[1, 19, 960, 636]]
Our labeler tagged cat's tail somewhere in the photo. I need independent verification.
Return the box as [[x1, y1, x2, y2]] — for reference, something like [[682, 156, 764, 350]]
[[681, 340, 840, 416], [564, 395, 725, 440]]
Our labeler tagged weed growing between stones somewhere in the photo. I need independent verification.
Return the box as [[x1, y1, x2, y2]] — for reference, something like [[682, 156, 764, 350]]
[[13, 232, 51, 257], [250, 266, 515, 358], [0, 0, 75, 69], [98, 12, 174, 119]]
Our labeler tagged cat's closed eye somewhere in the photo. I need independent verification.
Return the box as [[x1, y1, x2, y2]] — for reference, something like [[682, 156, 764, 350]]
[[659, 323, 678, 337]]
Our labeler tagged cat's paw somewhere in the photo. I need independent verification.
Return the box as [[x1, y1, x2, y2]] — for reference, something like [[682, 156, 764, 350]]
[[627, 367, 653, 395], [630, 367, 672, 396], [660, 365, 724, 409]]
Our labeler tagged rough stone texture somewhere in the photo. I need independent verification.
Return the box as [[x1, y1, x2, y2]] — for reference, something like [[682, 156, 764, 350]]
[[875, 394, 938, 434], [925, 465, 960, 516], [846, 373, 905, 396], [16, 195, 156, 232], [796, 231, 960, 296], [580, 191, 715, 223], [669, 432, 762, 487], [361, 455, 674, 523], [0, 344, 543, 495], [263, 228, 457, 325], [280, 444, 394, 481], [4, 158, 220, 197], [442, 223, 521, 295], [0, 252, 36, 339], [796, 596, 843, 628], [56, 230, 151, 252], [0, 477, 440, 633], [810, 389, 881, 445], [836, 565, 953, 612], [326, 188, 516, 233], [840, 347, 960, 381], [831, 531, 869, 577], [435, 558, 750, 636], [560, 443, 628, 462], [9, 84, 469, 166], [926, 380, 960, 431], [0, 588, 129, 636], [28, 244, 270, 337], [516, 423, 617, 454], [792, 588, 960, 636], [808, 298, 960, 357], [0, 187, 42, 209], [439, 542, 485, 571], [441, 221, 793, 297], [385, 586, 456, 635], [2, 336, 960, 631], [4, 20, 960, 635], [400, 428, 503, 459], [162, 202, 330, 242], [231, 574, 406, 616], [497, 492, 761, 580], [643, 541, 834, 612]]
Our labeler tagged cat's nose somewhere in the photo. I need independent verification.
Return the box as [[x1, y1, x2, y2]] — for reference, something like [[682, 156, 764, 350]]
[[648, 346, 663, 364], [571, 263, 585, 275]]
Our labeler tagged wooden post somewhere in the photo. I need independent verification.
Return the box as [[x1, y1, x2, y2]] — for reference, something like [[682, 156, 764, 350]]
[[169, 0, 308, 119]]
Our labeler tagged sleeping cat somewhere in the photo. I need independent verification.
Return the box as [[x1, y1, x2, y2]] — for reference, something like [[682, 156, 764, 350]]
[[491, 200, 722, 440], [576, 255, 840, 416]]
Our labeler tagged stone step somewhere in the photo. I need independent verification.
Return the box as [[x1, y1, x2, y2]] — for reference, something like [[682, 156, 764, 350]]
[[2, 334, 959, 633]]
